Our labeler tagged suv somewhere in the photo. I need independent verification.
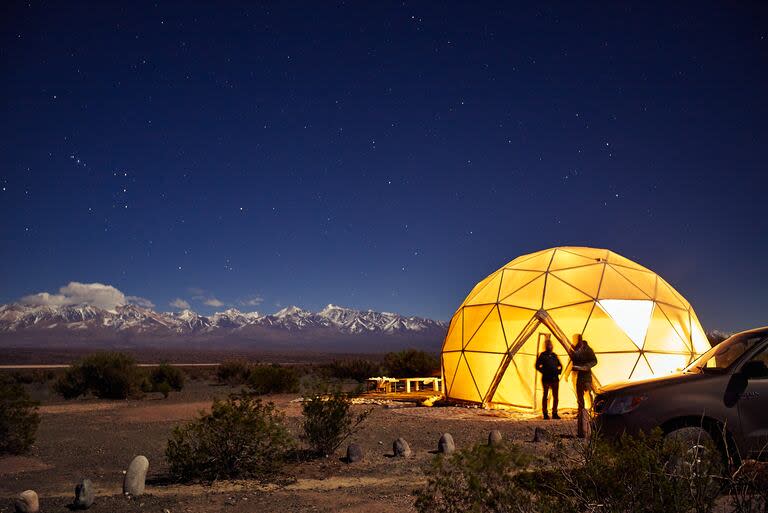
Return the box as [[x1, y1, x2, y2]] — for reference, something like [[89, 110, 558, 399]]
[[593, 327, 768, 464]]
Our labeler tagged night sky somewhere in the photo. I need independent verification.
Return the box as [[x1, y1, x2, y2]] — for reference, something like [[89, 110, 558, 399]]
[[1, 2, 766, 331]]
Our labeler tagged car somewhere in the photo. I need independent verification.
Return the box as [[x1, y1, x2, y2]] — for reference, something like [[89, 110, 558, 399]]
[[593, 327, 768, 466]]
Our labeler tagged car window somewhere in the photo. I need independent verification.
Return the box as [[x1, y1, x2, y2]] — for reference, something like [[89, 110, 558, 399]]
[[744, 342, 768, 379], [686, 333, 766, 372]]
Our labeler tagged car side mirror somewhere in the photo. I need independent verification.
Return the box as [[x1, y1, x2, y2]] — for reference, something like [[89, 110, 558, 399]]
[[740, 360, 768, 379]]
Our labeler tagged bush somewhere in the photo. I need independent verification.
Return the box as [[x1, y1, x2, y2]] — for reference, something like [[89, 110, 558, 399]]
[[0, 377, 41, 455], [383, 349, 439, 378], [216, 359, 252, 386], [247, 364, 299, 395], [416, 441, 533, 513], [301, 389, 370, 457], [324, 359, 381, 382], [55, 352, 143, 399], [166, 395, 292, 482], [149, 363, 186, 392]]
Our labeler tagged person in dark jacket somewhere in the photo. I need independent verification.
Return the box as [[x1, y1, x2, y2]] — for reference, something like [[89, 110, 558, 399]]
[[571, 334, 598, 437], [535, 334, 562, 420]]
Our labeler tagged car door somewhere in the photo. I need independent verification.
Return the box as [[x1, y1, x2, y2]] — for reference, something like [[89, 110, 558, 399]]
[[737, 339, 768, 460]]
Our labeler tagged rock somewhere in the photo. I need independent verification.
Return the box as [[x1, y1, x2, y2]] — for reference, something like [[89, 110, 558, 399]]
[[74, 478, 95, 509], [123, 455, 149, 496], [393, 437, 412, 457], [14, 490, 39, 513], [437, 433, 455, 454], [532, 426, 548, 443], [488, 430, 503, 446], [346, 443, 364, 463]]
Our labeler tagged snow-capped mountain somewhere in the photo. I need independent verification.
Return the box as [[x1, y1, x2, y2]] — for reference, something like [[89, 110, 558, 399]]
[[0, 302, 447, 351]]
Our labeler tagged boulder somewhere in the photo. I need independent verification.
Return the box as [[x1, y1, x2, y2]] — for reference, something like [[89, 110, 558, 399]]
[[123, 455, 149, 496], [14, 490, 39, 513], [393, 437, 412, 457], [488, 430, 503, 446], [346, 443, 364, 463], [74, 478, 95, 509], [437, 433, 455, 454]]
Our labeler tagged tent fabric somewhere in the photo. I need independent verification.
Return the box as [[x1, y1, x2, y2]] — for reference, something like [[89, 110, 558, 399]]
[[441, 247, 710, 411]]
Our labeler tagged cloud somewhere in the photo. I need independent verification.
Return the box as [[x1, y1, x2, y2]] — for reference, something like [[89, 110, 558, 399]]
[[169, 298, 191, 310], [240, 296, 264, 307], [21, 282, 128, 311], [127, 296, 155, 309], [204, 298, 224, 307]]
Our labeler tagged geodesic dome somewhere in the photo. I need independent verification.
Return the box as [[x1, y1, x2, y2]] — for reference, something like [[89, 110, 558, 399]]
[[441, 247, 710, 411]]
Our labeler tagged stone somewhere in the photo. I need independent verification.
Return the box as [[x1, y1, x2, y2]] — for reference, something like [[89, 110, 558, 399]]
[[488, 430, 503, 446], [393, 437, 412, 457], [14, 490, 39, 513], [123, 455, 149, 496], [74, 478, 95, 509], [437, 433, 455, 454], [346, 443, 364, 463]]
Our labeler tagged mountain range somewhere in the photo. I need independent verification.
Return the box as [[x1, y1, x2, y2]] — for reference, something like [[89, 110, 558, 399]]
[[0, 303, 448, 352]]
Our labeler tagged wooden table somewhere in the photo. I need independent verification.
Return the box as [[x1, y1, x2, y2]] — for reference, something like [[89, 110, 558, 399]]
[[367, 377, 399, 394], [403, 377, 441, 393]]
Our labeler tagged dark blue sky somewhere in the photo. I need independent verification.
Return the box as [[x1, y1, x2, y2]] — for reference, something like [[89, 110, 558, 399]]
[[1, 2, 766, 331]]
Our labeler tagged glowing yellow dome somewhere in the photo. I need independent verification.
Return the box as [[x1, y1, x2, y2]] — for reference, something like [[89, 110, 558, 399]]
[[441, 247, 710, 410]]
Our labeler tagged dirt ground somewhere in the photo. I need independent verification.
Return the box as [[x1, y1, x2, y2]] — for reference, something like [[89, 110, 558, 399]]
[[0, 380, 579, 513]]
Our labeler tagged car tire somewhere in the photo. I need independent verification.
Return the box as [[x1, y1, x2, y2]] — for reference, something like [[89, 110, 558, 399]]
[[664, 427, 724, 494]]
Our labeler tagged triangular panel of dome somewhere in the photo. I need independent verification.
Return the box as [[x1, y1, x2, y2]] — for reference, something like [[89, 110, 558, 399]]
[[606, 251, 653, 272], [498, 305, 536, 350], [464, 306, 507, 353], [549, 249, 604, 270], [506, 250, 555, 272], [497, 270, 543, 304], [597, 299, 654, 350], [630, 354, 655, 380], [654, 278, 688, 310], [609, 265, 658, 299], [543, 275, 594, 309], [442, 351, 462, 396], [464, 351, 505, 402], [550, 264, 604, 298], [463, 270, 502, 305], [645, 352, 690, 376], [643, 303, 690, 353], [462, 304, 495, 348], [498, 274, 546, 309], [582, 304, 641, 352], [464, 271, 503, 306], [442, 310, 463, 352], [450, 353, 482, 402], [597, 265, 652, 301], [546, 301, 595, 344]]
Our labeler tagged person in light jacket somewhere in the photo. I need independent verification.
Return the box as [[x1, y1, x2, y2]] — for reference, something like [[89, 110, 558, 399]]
[[571, 334, 598, 438]]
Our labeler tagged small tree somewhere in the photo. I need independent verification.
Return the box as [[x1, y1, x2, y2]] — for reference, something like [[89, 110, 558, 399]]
[[383, 349, 439, 378], [55, 352, 143, 399], [247, 364, 299, 395], [166, 395, 292, 482], [0, 378, 41, 455], [301, 389, 370, 457], [216, 359, 252, 386], [149, 363, 186, 392]]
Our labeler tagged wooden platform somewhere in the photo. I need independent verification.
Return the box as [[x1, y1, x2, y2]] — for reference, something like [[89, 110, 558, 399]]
[[360, 390, 442, 404]]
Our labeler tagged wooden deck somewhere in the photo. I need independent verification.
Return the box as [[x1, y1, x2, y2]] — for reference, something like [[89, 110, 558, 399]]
[[360, 390, 442, 404]]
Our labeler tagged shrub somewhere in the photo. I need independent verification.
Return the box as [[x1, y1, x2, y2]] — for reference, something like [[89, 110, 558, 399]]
[[324, 358, 380, 382], [247, 364, 299, 395], [216, 359, 252, 386], [416, 441, 533, 513], [301, 389, 370, 457], [383, 349, 439, 378], [0, 377, 41, 455], [166, 395, 292, 482], [54, 352, 143, 399], [149, 363, 186, 392]]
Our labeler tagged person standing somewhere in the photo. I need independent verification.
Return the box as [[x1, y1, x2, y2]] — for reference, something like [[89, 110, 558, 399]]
[[571, 334, 598, 438], [535, 334, 562, 420]]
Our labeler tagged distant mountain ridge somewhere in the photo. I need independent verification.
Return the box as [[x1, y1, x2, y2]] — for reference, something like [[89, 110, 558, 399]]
[[0, 303, 448, 352]]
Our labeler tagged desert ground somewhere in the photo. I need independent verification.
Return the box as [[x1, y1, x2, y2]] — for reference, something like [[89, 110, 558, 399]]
[[0, 373, 578, 513]]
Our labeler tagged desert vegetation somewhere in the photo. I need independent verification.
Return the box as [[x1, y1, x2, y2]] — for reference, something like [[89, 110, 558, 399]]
[[165, 395, 292, 482], [382, 349, 439, 378], [300, 388, 370, 457], [0, 376, 41, 455]]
